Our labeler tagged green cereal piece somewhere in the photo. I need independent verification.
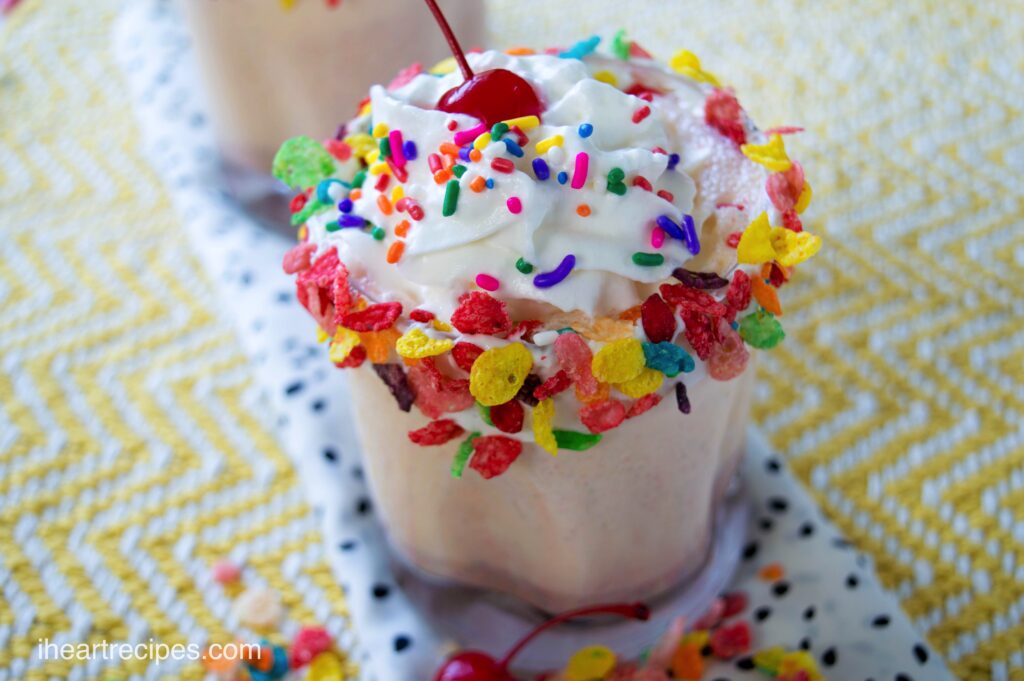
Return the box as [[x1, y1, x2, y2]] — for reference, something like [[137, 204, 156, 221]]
[[738, 310, 786, 349], [553, 429, 602, 451], [272, 136, 336, 189]]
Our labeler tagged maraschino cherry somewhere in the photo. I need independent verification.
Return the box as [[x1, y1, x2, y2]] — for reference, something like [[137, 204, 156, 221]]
[[422, 0, 543, 127], [432, 601, 651, 681]]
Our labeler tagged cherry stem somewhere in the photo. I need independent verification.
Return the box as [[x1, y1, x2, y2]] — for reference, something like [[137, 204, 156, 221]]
[[422, 0, 474, 81], [497, 602, 650, 669]]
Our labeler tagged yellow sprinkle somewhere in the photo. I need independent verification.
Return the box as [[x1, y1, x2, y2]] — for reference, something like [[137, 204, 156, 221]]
[[372, 122, 389, 138], [770, 227, 821, 267], [795, 181, 813, 214], [592, 70, 619, 86], [369, 162, 391, 176], [365, 148, 381, 164], [502, 115, 540, 130], [297, 224, 308, 242], [473, 132, 493, 151], [535, 134, 565, 155], [669, 49, 721, 86], [563, 645, 616, 681], [391, 186, 405, 204], [741, 134, 792, 172], [431, 319, 453, 332], [737, 212, 776, 265], [615, 367, 664, 398], [328, 327, 360, 363], [429, 56, 457, 75], [532, 398, 557, 455], [396, 328, 454, 359]]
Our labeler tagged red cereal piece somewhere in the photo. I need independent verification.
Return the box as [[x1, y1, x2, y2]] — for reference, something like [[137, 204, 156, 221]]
[[724, 270, 752, 322], [554, 332, 600, 397], [533, 370, 572, 401], [681, 309, 717, 361], [324, 139, 352, 162], [580, 399, 627, 433], [721, 591, 749, 618], [640, 293, 676, 343], [509, 319, 543, 343], [408, 418, 465, 445], [334, 344, 367, 369], [781, 209, 803, 232], [387, 62, 423, 90], [282, 242, 316, 274], [409, 309, 435, 323], [629, 41, 654, 59], [452, 341, 485, 372], [708, 318, 749, 380], [766, 262, 791, 288], [693, 597, 725, 630], [489, 399, 525, 434], [704, 88, 747, 146], [296, 249, 346, 327], [709, 621, 752, 659], [659, 283, 728, 318], [450, 291, 514, 336], [289, 626, 332, 668], [626, 392, 662, 418], [766, 161, 805, 213], [726, 231, 743, 248], [469, 435, 523, 479], [332, 261, 353, 322], [407, 358, 475, 419], [339, 301, 403, 331]]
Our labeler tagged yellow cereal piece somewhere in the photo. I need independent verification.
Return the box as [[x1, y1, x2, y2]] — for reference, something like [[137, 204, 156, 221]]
[[502, 115, 540, 130], [741, 133, 792, 172], [535, 134, 565, 155], [431, 319, 453, 332], [615, 367, 664, 398], [795, 180, 812, 214], [669, 49, 721, 86], [591, 338, 645, 384], [752, 646, 786, 675], [396, 328, 454, 359], [473, 132, 493, 150], [737, 212, 777, 265], [592, 70, 619, 87], [563, 645, 617, 681], [532, 398, 558, 455], [470, 343, 533, 406], [391, 185, 405, 204], [328, 327, 360, 363], [778, 650, 822, 680], [681, 630, 710, 649], [359, 328, 400, 363], [308, 651, 344, 681], [429, 56, 457, 75], [770, 227, 822, 267], [316, 327, 329, 343], [372, 122, 389, 138]]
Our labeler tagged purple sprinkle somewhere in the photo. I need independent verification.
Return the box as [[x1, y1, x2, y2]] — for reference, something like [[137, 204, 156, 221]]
[[338, 214, 365, 228], [459, 145, 473, 162], [655, 215, 685, 240], [675, 382, 691, 414], [402, 140, 418, 161], [532, 157, 550, 181], [682, 214, 700, 255], [533, 254, 576, 288], [667, 153, 681, 170], [334, 123, 348, 141], [338, 198, 353, 213]]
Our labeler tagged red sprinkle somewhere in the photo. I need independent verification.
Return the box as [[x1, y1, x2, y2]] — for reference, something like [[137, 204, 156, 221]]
[[632, 106, 652, 124], [408, 201, 425, 221], [657, 189, 675, 202], [409, 309, 435, 323], [447, 119, 458, 131], [490, 158, 516, 174], [290, 193, 308, 213], [428, 153, 443, 173], [374, 174, 390, 192], [726, 232, 742, 248], [632, 176, 653, 191]]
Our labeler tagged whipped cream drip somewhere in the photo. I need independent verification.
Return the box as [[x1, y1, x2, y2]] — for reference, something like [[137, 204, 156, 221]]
[[306, 50, 771, 321]]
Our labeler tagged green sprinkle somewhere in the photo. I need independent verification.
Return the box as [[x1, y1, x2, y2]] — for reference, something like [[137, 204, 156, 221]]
[[442, 179, 460, 217], [272, 136, 336, 189], [554, 429, 603, 451], [611, 29, 631, 61], [556, 327, 575, 334], [607, 167, 625, 182], [371, 226, 386, 240], [477, 401, 493, 426], [351, 169, 367, 188], [291, 198, 326, 226], [451, 432, 481, 478], [632, 252, 665, 267], [515, 257, 534, 274], [491, 122, 510, 139], [452, 164, 467, 178], [379, 137, 391, 158], [607, 181, 627, 196]]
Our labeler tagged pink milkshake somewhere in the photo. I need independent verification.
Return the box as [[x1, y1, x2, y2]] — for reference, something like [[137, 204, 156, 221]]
[[274, 35, 819, 612]]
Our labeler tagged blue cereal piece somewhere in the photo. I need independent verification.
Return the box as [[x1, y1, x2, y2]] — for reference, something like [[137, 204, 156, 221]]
[[643, 341, 695, 377]]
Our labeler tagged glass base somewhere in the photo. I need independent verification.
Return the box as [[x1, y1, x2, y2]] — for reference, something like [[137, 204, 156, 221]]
[[216, 157, 295, 239], [389, 476, 750, 674]]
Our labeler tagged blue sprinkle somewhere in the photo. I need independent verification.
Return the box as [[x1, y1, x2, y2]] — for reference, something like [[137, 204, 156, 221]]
[[459, 145, 473, 162], [338, 198, 354, 214], [532, 158, 550, 181], [668, 153, 681, 170], [485, 178, 495, 189], [656, 215, 686, 240], [559, 35, 601, 60], [402, 140, 418, 161], [557, 171, 569, 185], [681, 214, 701, 255], [503, 138, 525, 158], [578, 123, 594, 138], [338, 214, 365, 228]]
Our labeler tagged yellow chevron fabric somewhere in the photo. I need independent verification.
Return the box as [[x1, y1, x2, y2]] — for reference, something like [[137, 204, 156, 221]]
[[1, 2, 1022, 681]]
